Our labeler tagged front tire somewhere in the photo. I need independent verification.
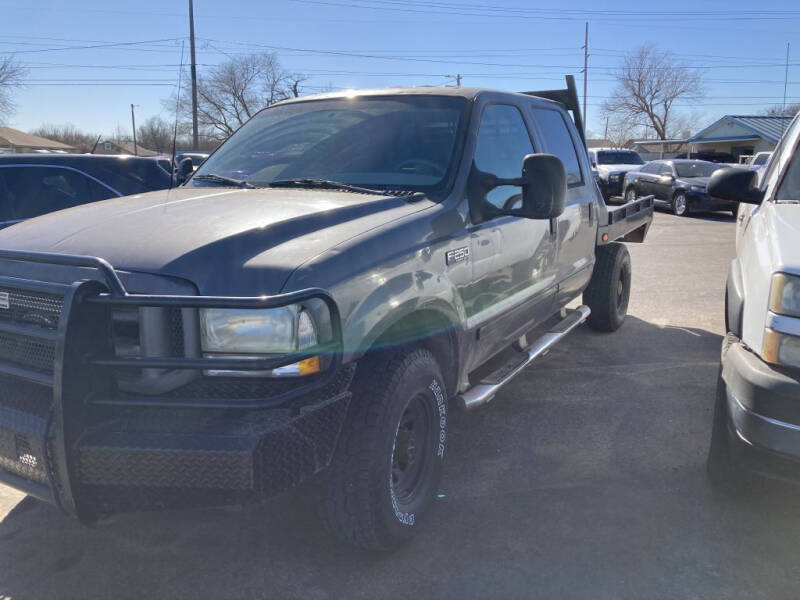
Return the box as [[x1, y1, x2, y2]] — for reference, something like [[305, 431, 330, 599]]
[[584, 242, 631, 332], [624, 186, 637, 204], [319, 348, 447, 551], [672, 192, 689, 216]]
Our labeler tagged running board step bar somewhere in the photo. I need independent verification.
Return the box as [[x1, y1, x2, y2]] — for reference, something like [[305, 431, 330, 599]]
[[457, 305, 591, 411]]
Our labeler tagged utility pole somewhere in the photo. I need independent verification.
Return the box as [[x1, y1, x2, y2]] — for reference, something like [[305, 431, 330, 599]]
[[604, 115, 609, 140], [130, 103, 138, 156], [189, 0, 199, 149], [582, 22, 588, 128], [446, 74, 462, 87]]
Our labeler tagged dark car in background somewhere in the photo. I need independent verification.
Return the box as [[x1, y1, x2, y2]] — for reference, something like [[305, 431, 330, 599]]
[[0, 154, 172, 228], [622, 159, 737, 216], [673, 151, 736, 164]]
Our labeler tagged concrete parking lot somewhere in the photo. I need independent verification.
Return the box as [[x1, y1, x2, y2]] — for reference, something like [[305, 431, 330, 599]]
[[2, 211, 800, 599]]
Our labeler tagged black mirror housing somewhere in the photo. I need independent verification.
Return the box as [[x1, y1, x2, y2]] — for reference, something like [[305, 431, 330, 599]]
[[707, 168, 764, 205], [177, 157, 194, 184], [469, 154, 567, 223], [517, 153, 567, 220]]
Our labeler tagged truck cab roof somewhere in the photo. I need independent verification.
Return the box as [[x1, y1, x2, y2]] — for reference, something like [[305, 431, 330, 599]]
[[275, 85, 564, 107]]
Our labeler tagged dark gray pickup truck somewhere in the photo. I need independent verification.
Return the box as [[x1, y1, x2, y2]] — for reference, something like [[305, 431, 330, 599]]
[[0, 77, 652, 550]]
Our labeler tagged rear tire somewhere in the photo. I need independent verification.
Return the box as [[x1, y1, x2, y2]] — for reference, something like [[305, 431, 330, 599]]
[[318, 348, 447, 551], [584, 242, 631, 332]]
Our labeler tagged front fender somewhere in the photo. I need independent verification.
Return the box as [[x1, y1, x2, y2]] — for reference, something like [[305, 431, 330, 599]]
[[336, 269, 466, 360], [726, 259, 745, 338]]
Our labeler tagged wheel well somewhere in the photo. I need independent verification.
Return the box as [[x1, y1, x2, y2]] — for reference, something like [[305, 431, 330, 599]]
[[367, 310, 459, 397]]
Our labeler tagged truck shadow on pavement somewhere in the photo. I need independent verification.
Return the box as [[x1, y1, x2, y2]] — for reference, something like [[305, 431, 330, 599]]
[[2, 316, 800, 599]]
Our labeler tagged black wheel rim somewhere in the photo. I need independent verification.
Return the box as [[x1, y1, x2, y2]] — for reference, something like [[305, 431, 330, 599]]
[[391, 394, 433, 505]]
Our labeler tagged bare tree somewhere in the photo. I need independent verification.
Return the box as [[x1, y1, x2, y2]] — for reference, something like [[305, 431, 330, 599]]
[[31, 123, 99, 153], [603, 45, 703, 140], [111, 123, 133, 144], [167, 52, 307, 142], [604, 114, 645, 148], [136, 116, 173, 153], [762, 103, 800, 117], [0, 58, 27, 123]]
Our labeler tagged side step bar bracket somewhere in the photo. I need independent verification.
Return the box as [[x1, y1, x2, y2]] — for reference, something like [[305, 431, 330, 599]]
[[457, 305, 591, 411]]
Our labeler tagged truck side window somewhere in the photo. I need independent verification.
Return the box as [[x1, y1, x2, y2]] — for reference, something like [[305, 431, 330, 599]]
[[473, 104, 534, 210], [776, 151, 800, 201], [531, 108, 583, 186]]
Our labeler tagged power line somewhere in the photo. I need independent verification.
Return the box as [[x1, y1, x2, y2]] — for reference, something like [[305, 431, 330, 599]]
[[285, 0, 800, 22], [0, 37, 185, 56]]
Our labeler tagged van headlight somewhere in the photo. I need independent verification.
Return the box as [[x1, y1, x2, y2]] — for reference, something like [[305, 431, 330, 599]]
[[200, 305, 320, 376], [763, 329, 800, 369], [769, 273, 800, 317]]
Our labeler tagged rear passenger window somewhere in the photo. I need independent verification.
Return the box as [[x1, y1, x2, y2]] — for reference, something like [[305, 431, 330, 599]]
[[640, 163, 658, 174], [473, 104, 534, 210], [531, 108, 583, 186], [0, 167, 115, 221]]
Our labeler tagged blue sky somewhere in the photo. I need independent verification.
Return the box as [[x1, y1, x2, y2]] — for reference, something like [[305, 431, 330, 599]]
[[2, 0, 799, 138]]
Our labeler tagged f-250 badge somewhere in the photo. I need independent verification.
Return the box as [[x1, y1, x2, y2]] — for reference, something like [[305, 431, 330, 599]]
[[446, 247, 470, 265]]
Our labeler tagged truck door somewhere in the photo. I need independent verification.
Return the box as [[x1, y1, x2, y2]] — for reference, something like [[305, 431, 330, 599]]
[[529, 106, 596, 304], [465, 103, 557, 369]]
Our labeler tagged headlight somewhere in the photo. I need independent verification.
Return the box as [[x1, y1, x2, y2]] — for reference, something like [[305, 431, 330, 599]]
[[609, 173, 621, 181], [201, 305, 318, 353], [200, 305, 321, 376], [690, 185, 705, 193], [769, 273, 800, 317], [763, 328, 800, 369]]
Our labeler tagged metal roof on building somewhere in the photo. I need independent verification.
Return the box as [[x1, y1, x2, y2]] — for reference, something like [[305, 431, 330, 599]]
[[0, 127, 74, 150], [689, 115, 793, 144]]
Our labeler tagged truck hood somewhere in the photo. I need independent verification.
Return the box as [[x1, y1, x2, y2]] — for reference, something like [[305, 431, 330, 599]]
[[596, 164, 643, 176], [0, 186, 434, 295]]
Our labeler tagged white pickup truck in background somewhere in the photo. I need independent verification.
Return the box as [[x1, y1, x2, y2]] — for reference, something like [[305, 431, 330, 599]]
[[706, 113, 800, 485]]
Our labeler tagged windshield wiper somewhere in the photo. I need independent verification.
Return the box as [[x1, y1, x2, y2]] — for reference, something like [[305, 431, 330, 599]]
[[267, 178, 386, 195], [192, 173, 256, 189]]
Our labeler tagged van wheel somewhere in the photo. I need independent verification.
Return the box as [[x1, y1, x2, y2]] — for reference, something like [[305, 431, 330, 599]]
[[584, 242, 631, 332], [319, 348, 447, 551], [672, 192, 689, 216]]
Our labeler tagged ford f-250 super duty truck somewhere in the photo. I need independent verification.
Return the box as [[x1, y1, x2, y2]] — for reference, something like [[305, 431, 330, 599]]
[[0, 76, 652, 550]]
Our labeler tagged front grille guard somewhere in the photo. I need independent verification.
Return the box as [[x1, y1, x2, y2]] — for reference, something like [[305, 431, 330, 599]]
[[0, 249, 345, 409]]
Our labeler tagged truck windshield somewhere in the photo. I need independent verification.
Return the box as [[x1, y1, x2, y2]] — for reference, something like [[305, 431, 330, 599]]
[[190, 95, 467, 196], [596, 151, 644, 165], [675, 162, 719, 178]]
